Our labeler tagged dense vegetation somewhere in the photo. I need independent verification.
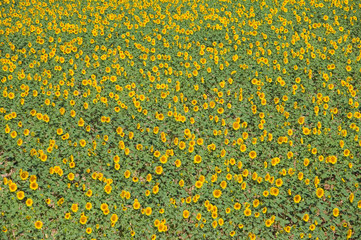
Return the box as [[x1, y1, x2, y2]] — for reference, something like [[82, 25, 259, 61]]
[[1, 0, 361, 239]]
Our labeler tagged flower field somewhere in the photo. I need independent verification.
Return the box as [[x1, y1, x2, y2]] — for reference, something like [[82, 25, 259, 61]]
[[1, 0, 361, 239]]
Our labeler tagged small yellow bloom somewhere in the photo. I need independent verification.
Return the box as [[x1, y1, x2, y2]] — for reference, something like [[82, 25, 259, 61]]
[[183, 210, 190, 218], [34, 221, 43, 229], [333, 208, 339, 217]]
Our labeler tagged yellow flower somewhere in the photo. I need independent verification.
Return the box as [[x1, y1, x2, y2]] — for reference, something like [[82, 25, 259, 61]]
[[213, 189, 222, 198], [124, 170, 131, 178], [79, 215, 88, 224], [155, 166, 163, 175], [145, 207, 152, 216], [68, 173, 75, 181], [234, 202, 241, 210], [304, 158, 310, 166], [309, 224, 316, 231], [240, 144, 247, 152], [303, 213, 309, 222], [34, 220, 43, 229], [9, 183, 17, 192], [179, 179, 184, 187], [265, 219, 273, 227], [85, 202, 92, 210], [111, 214, 118, 223], [133, 200, 140, 209], [244, 208, 252, 216], [194, 155, 202, 164], [16, 191, 25, 200], [183, 210, 190, 218], [249, 151, 257, 159], [316, 188, 324, 198], [160, 155, 168, 164], [270, 187, 279, 196], [26, 198, 33, 207], [233, 122, 240, 130], [303, 127, 310, 135], [294, 195, 301, 203], [195, 181, 203, 188], [71, 204, 78, 212], [333, 208, 339, 217], [104, 184, 112, 194], [275, 178, 283, 187]]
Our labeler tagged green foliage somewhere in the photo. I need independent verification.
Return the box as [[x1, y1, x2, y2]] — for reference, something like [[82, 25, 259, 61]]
[[0, 0, 361, 239]]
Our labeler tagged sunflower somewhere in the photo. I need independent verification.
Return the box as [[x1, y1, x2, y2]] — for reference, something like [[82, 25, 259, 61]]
[[304, 158, 310, 167], [263, 191, 269, 197], [16, 191, 25, 200], [212, 220, 217, 228], [114, 163, 120, 170], [349, 192, 355, 203], [124, 170, 131, 178], [333, 208, 339, 217], [10, 131, 17, 138], [347, 229, 352, 239], [142, 207, 152, 216], [110, 214, 118, 223], [265, 219, 273, 227], [303, 213, 309, 222], [159, 155, 167, 164], [249, 151, 257, 159], [103, 208, 110, 215], [253, 199, 260, 208], [26, 198, 33, 207], [240, 144, 247, 152], [233, 122, 240, 130], [155, 166, 163, 175], [195, 181, 203, 188], [86, 189, 92, 197], [86, 227, 92, 234], [316, 188, 324, 198], [233, 202, 241, 210], [79, 215, 88, 225], [9, 183, 17, 192], [311, 148, 317, 155], [71, 204, 78, 212], [270, 187, 279, 196], [303, 127, 311, 135], [275, 178, 283, 187], [68, 173, 75, 181], [153, 185, 159, 194], [294, 195, 301, 203], [133, 200, 141, 209], [194, 155, 202, 164], [309, 224, 316, 231], [146, 174, 152, 182], [85, 202, 92, 210], [244, 208, 252, 216], [218, 218, 224, 226], [183, 210, 190, 218], [33, 220, 43, 230], [220, 181, 227, 189], [104, 184, 112, 194], [213, 189, 222, 198], [100, 203, 108, 211]]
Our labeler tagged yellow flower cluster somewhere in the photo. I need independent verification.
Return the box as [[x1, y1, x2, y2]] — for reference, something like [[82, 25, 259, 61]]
[[1, 0, 361, 239]]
